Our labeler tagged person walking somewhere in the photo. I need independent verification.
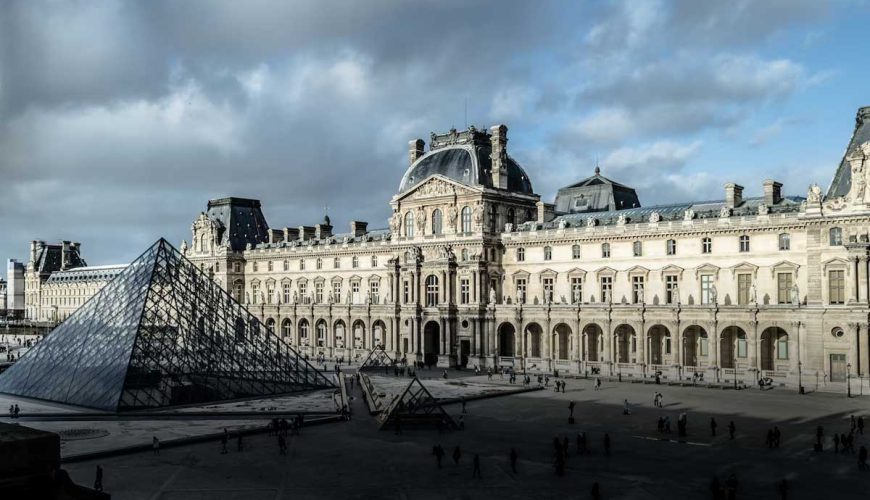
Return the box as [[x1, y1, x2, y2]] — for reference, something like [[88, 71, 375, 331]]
[[433, 445, 444, 468], [278, 434, 287, 455], [859, 416, 865, 435], [237, 433, 244, 452], [623, 399, 631, 415], [591, 481, 601, 500], [595, 377, 601, 391], [859, 445, 868, 470], [472, 454, 482, 478], [452, 445, 462, 465], [728, 421, 736, 440], [510, 448, 518, 473], [13, 404, 19, 418], [221, 430, 228, 454], [568, 401, 576, 419], [603, 433, 611, 456], [777, 478, 788, 500], [152, 436, 160, 456], [93, 465, 103, 492], [461, 399, 467, 414], [710, 417, 718, 437]]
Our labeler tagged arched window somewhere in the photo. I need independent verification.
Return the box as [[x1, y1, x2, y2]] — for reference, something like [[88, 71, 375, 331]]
[[739, 235, 750, 252], [572, 244, 581, 259], [283, 259, 289, 271], [778, 233, 791, 251], [633, 241, 643, 257], [602, 243, 610, 258], [461, 206, 472, 233], [299, 320, 309, 342], [352, 256, 359, 268], [701, 237, 712, 254], [488, 204, 498, 232], [517, 247, 525, 262], [544, 246, 552, 260], [830, 227, 843, 246], [371, 255, 378, 267], [432, 209, 443, 235], [281, 319, 292, 339], [667, 239, 677, 256], [316, 321, 327, 347], [507, 208, 516, 230], [404, 211, 415, 237], [425, 275, 439, 307]]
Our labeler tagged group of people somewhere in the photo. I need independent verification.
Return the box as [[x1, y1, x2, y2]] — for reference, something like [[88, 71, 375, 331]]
[[764, 426, 782, 448], [431, 444, 482, 477], [7, 404, 20, 418]]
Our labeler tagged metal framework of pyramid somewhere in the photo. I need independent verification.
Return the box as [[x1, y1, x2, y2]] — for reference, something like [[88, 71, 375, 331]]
[[358, 347, 394, 371], [0, 238, 334, 412], [378, 377, 456, 431]]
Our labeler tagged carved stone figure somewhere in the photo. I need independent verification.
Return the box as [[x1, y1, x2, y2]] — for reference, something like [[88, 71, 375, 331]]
[[636, 286, 644, 304], [847, 142, 868, 204], [617, 214, 627, 226], [504, 222, 514, 233], [709, 285, 717, 305], [489, 285, 497, 305], [180, 240, 188, 254], [757, 203, 769, 215], [293, 291, 298, 304], [389, 211, 402, 233], [415, 207, 426, 233], [259, 291, 265, 304], [649, 212, 660, 223], [683, 209, 695, 221], [791, 284, 800, 306], [672, 283, 680, 305], [447, 205, 459, 229], [807, 184, 822, 204], [245, 292, 251, 304], [472, 202, 484, 229], [719, 206, 731, 218], [328, 291, 334, 304], [749, 283, 758, 305], [558, 219, 568, 229], [586, 217, 596, 228]]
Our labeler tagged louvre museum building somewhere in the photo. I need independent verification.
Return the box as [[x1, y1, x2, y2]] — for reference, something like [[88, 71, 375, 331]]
[[25, 107, 870, 391]]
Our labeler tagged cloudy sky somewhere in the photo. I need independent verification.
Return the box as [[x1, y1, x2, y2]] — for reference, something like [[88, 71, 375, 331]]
[[1, 0, 869, 267]]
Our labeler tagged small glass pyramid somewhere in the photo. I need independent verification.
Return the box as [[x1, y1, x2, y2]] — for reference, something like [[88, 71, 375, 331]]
[[0, 238, 334, 412]]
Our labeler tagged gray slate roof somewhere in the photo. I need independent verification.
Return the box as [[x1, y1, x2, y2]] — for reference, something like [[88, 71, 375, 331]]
[[828, 106, 870, 198], [206, 197, 270, 252]]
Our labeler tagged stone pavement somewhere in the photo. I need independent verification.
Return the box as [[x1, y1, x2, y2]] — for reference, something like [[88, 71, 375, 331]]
[[57, 372, 870, 499]]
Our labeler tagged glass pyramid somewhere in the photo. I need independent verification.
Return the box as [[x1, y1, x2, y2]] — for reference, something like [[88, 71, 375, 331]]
[[0, 238, 334, 412]]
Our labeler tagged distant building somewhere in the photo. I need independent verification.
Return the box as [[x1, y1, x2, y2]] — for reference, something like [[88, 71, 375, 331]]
[[6, 260, 25, 319], [0, 278, 7, 317], [23, 240, 86, 321]]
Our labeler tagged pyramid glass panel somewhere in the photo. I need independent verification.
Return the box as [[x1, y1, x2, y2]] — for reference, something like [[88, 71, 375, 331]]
[[0, 239, 333, 412]]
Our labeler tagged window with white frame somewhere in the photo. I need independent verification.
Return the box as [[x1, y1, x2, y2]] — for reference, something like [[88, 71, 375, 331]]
[[632, 275, 644, 304], [425, 275, 439, 307], [544, 246, 552, 261], [739, 235, 750, 252], [432, 209, 442, 235], [737, 273, 752, 305], [516, 278, 527, 304], [829, 269, 845, 305], [633, 241, 643, 257], [352, 256, 358, 268], [315, 282, 324, 304], [571, 277, 583, 304], [461, 206, 472, 233], [572, 244, 581, 259], [404, 211, 414, 237], [702, 237, 712, 254], [333, 281, 341, 303], [316, 258, 322, 270], [371, 255, 378, 267], [665, 275, 678, 304], [778, 233, 791, 251], [251, 283, 259, 304], [333, 257, 340, 269], [517, 248, 525, 262], [666, 239, 676, 256], [601, 243, 610, 258], [370, 281, 380, 303], [777, 272, 793, 304], [299, 259, 305, 271], [460, 278, 470, 304], [600, 276, 612, 302], [351, 281, 360, 304], [700, 275, 714, 304], [542, 277, 554, 303], [298, 282, 307, 303], [830, 227, 843, 246]]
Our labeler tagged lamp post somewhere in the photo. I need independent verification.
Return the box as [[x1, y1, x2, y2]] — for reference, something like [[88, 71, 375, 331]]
[[798, 361, 803, 394], [847, 363, 852, 398]]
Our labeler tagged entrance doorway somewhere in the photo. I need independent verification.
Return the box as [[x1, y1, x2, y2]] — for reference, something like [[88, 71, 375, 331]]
[[830, 353, 847, 382], [460, 340, 470, 367], [423, 321, 440, 367]]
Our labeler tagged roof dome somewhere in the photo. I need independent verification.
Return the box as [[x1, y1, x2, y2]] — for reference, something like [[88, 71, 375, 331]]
[[398, 145, 533, 195]]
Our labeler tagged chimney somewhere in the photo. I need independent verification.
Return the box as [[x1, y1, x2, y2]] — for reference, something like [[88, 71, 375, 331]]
[[61, 240, 71, 270], [763, 179, 783, 206], [490, 124, 508, 190], [409, 139, 425, 165], [298, 226, 316, 241], [268, 229, 285, 244], [283, 227, 299, 241], [29, 241, 38, 264], [724, 183, 744, 209], [350, 220, 368, 238]]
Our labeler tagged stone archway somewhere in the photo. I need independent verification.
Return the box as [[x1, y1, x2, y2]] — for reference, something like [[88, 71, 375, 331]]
[[264, 318, 275, 335], [498, 322, 516, 357], [681, 325, 708, 367], [423, 321, 440, 367], [553, 323, 572, 360], [583, 323, 603, 362], [281, 319, 292, 341], [333, 319, 346, 349], [525, 323, 543, 358], [614, 324, 636, 363], [720, 326, 748, 369], [352, 320, 366, 349], [372, 320, 386, 349], [647, 324, 671, 365], [298, 319, 310, 347], [760, 326, 788, 371], [315, 320, 327, 349]]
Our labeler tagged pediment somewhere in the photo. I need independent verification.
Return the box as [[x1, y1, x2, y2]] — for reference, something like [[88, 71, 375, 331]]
[[694, 263, 720, 279], [512, 269, 531, 281], [729, 262, 759, 278], [626, 265, 650, 275], [566, 267, 588, 277], [396, 174, 478, 201], [660, 264, 684, 277], [539, 268, 558, 277], [822, 257, 851, 271], [595, 266, 617, 277], [770, 260, 800, 278]]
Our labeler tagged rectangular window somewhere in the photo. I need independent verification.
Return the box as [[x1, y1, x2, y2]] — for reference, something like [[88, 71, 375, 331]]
[[460, 279, 470, 304], [266, 284, 275, 304], [700, 336, 709, 357], [829, 270, 845, 305], [233, 262, 241, 273], [252, 261, 258, 272], [777, 338, 789, 360], [403, 280, 410, 304], [333, 282, 342, 303], [251, 283, 259, 304], [299, 259, 305, 271], [542, 277, 554, 303], [777, 272, 793, 304], [779, 233, 791, 251], [737, 273, 751, 305], [632, 276, 644, 304], [665, 275, 678, 304], [665, 337, 671, 355], [315, 282, 324, 304], [268, 261, 274, 272], [516, 278, 527, 304], [370, 281, 380, 304], [737, 337, 747, 358], [298, 282, 307, 303], [352, 282, 360, 304], [570, 277, 583, 304], [700, 275, 714, 304], [600, 276, 612, 302]]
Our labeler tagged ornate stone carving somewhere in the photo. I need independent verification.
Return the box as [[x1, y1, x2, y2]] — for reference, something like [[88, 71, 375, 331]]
[[410, 178, 458, 199], [389, 211, 401, 233], [415, 207, 426, 233], [472, 202, 484, 230], [649, 212, 660, 223], [558, 219, 568, 229], [791, 284, 800, 306], [504, 222, 513, 232], [749, 283, 757, 305], [180, 240, 188, 254], [825, 196, 848, 211], [447, 205, 458, 229], [757, 204, 769, 215], [586, 217, 597, 228], [719, 206, 731, 218], [847, 141, 870, 205], [617, 214, 627, 226], [807, 183, 822, 205], [683, 209, 695, 221]]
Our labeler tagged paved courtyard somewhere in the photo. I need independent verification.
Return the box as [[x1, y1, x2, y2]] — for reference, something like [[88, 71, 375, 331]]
[[40, 371, 870, 499]]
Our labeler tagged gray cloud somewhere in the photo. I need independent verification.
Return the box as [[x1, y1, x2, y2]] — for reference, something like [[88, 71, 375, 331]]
[[0, 0, 838, 265]]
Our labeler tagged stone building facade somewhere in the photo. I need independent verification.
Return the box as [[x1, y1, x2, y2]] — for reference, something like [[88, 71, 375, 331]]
[[23, 107, 870, 392]]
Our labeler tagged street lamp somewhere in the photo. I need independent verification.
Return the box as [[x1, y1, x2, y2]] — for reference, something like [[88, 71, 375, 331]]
[[847, 363, 852, 398], [798, 361, 804, 395]]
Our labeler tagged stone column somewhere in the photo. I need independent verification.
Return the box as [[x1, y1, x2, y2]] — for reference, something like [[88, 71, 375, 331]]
[[603, 321, 612, 373], [711, 322, 720, 379], [849, 323, 860, 375], [748, 321, 758, 372], [859, 257, 869, 304], [860, 324, 869, 377], [851, 256, 860, 303]]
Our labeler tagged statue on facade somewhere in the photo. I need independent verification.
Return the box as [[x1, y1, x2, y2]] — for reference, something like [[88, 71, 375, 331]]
[[757, 203, 769, 215], [505, 222, 513, 232], [447, 205, 458, 229], [749, 283, 758, 305], [709, 285, 717, 305], [791, 283, 800, 306], [327, 291, 334, 304], [807, 183, 823, 205], [415, 207, 427, 233], [672, 283, 680, 305], [719, 206, 731, 218], [489, 285, 497, 305], [649, 212, 660, 223], [180, 240, 188, 254], [293, 291, 298, 304], [636, 286, 644, 304], [245, 292, 251, 304], [473, 201, 484, 229], [347, 290, 353, 304], [558, 219, 568, 229], [617, 214, 627, 226], [259, 291, 266, 304], [848, 142, 868, 204], [683, 208, 695, 221], [389, 210, 402, 233], [586, 217, 596, 228]]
